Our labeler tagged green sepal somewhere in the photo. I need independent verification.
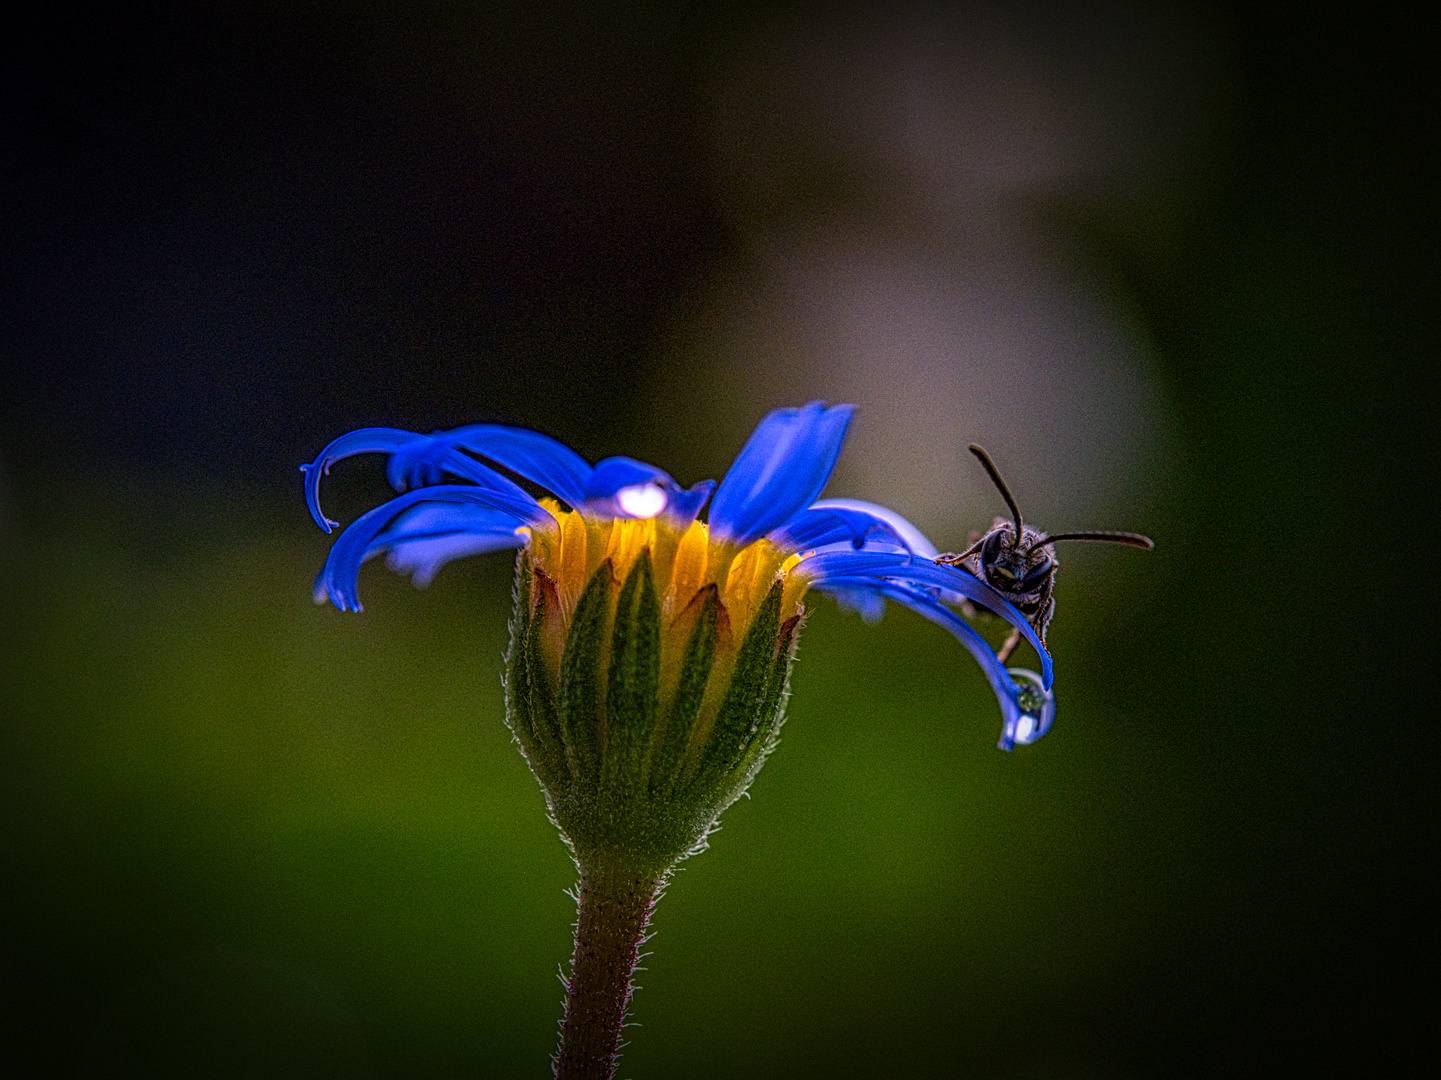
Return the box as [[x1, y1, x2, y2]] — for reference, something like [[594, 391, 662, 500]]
[[603, 552, 661, 799], [523, 566, 570, 790], [648, 584, 719, 799], [685, 581, 784, 803], [724, 607, 802, 792], [503, 557, 568, 794], [559, 560, 614, 784]]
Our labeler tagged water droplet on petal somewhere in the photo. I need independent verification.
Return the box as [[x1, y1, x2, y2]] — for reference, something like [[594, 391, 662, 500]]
[[615, 482, 668, 519], [1006, 667, 1056, 746]]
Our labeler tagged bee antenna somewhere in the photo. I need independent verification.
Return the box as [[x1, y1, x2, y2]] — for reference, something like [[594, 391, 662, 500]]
[[968, 445, 1024, 541], [1034, 531, 1155, 549]]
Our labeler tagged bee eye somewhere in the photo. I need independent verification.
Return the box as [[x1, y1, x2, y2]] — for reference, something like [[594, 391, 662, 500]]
[[1017, 560, 1054, 592], [981, 530, 1008, 563]]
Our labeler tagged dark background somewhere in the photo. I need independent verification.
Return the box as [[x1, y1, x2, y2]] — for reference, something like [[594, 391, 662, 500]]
[[2, 2, 1432, 1077]]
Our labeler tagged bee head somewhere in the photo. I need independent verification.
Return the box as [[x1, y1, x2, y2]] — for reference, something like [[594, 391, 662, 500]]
[[942, 445, 1152, 642], [980, 521, 1057, 597]]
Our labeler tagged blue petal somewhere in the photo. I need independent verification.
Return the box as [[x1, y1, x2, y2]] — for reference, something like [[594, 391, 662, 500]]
[[375, 504, 529, 587], [816, 577, 1027, 745], [818, 582, 888, 624], [386, 441, 538, 504], [770, 505, 912, 554], [583, 457, 677, 500], [807, 499, 939, 559], [662, 479, 716, 531], [797, 550, 1052, 687], [386, 425, 595, 507], [386, 532, 527, 586], [385, 441, 534, 503], [300, 427, 428, 532], [315, 486, 549, 611], [709, 402, 855, 546], [579, 458, 719, 523]]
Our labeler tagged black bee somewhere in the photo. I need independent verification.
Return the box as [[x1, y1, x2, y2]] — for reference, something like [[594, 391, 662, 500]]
[[937, 445, 1153, 663]]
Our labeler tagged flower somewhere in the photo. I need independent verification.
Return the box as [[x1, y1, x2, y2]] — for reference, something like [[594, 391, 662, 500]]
[[303, 403, 1055, 864]]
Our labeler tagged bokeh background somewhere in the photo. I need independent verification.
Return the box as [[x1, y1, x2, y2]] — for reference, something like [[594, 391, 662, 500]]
[[1, 2, 1430, 1077]]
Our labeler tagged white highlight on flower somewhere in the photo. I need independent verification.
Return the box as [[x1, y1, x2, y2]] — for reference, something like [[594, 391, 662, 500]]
[[616, 482, 668, 519], [1014, 715, 1036, 744]]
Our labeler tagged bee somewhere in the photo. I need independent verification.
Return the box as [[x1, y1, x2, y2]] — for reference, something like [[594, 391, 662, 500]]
[[937, 445, 1154, 663]]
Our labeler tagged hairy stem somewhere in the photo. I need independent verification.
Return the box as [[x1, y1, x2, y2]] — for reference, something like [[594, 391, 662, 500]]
[[554, 863, 664, 1080]]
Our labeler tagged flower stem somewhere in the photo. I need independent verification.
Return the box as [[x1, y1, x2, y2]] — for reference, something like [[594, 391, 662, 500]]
[[554, 863, 664, 1080]]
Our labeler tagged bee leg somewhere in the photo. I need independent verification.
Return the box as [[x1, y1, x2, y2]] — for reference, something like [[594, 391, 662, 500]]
[[936, 533, 986, 565], [1031, 596, 1055, 646], [995, 626, 1022, 664]]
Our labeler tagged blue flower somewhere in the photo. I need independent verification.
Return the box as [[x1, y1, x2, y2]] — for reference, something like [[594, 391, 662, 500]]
[[303, 402, 1055, 750]]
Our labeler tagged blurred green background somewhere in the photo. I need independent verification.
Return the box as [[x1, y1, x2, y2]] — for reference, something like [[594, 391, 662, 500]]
[[2, 3, 1429, 1077]]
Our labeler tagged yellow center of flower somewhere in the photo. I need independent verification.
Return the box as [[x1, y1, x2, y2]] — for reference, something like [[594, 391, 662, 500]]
[[527, 499, 811, 641], [515, 501, 812, 781]]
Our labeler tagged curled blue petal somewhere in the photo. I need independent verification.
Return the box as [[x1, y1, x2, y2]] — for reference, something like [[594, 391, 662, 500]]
[[383, 436, 528, 497], [386, 444, 537, 504], [315, 486, 550, 611], [817, 577, 1028, 745], [796, 550, 1052, 687], [386, 425, 595, 507], [807, 499, 939, 559], [709, 402, 855, 546], [300, 427, 428, 532], [384, 435, 450, 491]]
